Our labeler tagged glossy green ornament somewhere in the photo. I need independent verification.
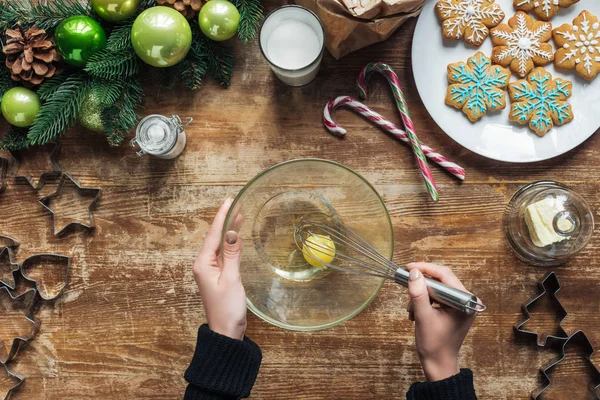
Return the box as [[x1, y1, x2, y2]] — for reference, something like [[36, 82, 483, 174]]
[[131, 7, 192, 68], [198, 0, 240, 41], [78, 93, 105, 132], [92, 0, 140, 22], [55, 15, 107, 67], [1, 87, 41, 128]]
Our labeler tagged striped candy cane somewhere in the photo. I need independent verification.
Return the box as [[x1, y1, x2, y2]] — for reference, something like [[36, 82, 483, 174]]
[[357, 63, 438, 201], [324, 96, 465, 181]]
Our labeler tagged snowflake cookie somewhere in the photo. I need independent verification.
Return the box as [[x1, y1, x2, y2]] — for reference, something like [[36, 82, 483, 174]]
[[491, 11, 554, 78], [446, 51, 511, 122], [513, 0, 579, 22], [508, 67, 573, 136], [553, 10, 600, 81], [436, 0, 506, 46]]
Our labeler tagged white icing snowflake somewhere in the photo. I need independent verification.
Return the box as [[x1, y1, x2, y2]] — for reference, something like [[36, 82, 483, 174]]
[[554, 11, 600, 80], [491, 12, 553, 77], [436, 0, 505, 46], [516, 0, 555, 18], [514, 0, 579, 21]]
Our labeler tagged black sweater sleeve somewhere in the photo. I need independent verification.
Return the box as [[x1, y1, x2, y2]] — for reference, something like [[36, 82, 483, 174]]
[[406, 369, 477, 400], [184, 324, 262, 400]]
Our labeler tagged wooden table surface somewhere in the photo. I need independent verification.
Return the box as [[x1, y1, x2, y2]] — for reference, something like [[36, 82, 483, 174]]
[[1, 2, 600, 399]]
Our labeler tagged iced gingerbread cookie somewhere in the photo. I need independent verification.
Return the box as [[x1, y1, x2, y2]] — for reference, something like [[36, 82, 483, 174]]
[[436, 0, 505, 46], [553, 10, 600, 81], [513, 0, 579, 22], [446, 51, 511, 122], [508, 67, 573, 136], [491, 11, 554, 78]]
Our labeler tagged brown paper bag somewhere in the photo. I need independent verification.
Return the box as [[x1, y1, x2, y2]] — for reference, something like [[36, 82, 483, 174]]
[[295, 0, 427, 59]]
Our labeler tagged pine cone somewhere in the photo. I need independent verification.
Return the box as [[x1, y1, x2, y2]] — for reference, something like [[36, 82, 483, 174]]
[[156, 0, 203, 19], [2, 26, 61, 86]]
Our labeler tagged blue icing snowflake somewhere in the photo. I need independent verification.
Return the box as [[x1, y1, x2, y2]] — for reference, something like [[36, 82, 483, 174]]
[[508, 67, 573, 136], [446, 51, 511, 122]]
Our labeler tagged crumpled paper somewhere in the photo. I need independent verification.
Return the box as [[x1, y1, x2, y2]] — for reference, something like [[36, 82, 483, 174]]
[[295, 0, 427, 59]]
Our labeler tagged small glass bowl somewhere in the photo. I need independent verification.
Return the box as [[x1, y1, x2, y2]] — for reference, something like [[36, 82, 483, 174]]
[[504, 181, 594, 266]]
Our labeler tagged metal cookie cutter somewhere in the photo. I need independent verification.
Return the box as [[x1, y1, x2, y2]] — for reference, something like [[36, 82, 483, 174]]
[[39, 173, 101, 236], [514, 272, 569, 347], [531, 330, 600, 399], [0, 363, 25, 400], [0, 247, 20, 289], [0, 287, 41, 364], [21, 254, 70, 301], [0, 157, 7, 193], [10, 142, 61, 190]]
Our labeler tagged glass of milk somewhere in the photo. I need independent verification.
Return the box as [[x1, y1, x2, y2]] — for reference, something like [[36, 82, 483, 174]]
[[259, 5, 325, 86]]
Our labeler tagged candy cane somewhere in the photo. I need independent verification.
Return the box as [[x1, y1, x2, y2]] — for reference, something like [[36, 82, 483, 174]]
[[324, 96, 465, 181], [357, 62, 438, 201]]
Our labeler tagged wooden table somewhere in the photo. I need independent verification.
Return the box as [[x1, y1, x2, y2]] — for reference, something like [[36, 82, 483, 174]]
[[1, 3, 599, 399]]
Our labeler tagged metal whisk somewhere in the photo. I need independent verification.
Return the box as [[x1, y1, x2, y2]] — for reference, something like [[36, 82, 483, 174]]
[[293, 213, 486, 315]]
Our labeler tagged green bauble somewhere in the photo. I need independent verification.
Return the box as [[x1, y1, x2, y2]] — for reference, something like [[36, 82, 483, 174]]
[[92, 0, 140, 22], [55, 15, 107, 67], [78, 93, 105, 132], [198, 0, 240, 41], [1, 87, 41, 128], [131, 7, 192, 68]]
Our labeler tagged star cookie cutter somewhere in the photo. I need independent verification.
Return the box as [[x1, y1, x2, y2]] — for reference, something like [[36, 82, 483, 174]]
[[514, 272, 569, 347], [10, 142, 61, 190], [0, 363, 25, 400], [0, 157, 7, 193], [0, 247, 20, 290], [0, 287, 41, 364], [531, 330, 600, 399], [39, 173, 101, 237], [21, 254, 70, 301]]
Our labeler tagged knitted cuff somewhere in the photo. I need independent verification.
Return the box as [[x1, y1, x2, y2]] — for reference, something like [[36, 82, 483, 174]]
[[184, 324, 262, 399], [406, 369, 477, 400]]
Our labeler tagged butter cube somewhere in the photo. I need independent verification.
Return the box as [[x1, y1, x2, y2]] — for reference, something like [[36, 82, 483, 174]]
[[524, 197, 570, 248]]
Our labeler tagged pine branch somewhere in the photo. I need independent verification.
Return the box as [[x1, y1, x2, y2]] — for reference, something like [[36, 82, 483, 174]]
[[195, 26, 234, 87], [181, 59, 207, 90], [85, 49, 140, 80], [0, 126, 29, 151], [0, 65, 17, 98], [157, 65, 182, 90], [0, 0, 91, 31], [102, 77, 144, 146], [90, 78, 125, 106], [37, 73, 70, 101], [232, 0, 263, 43], [28, 72, 91, 145], [106, 23, 133, 52]]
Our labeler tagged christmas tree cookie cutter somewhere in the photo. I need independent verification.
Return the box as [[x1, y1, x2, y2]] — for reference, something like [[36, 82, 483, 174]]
[[514, 272, 569, 347], [0, 363, 25, 400], [0, 157, 7, 193], [20, 254, 70, 301], [39, 173, 101, 237], [10, 142, 61, 190], [531, 330, 600, 399], [0, 287, 41, 364]]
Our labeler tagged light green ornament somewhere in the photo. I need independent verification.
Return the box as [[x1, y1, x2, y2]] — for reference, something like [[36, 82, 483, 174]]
[[131, 6, 192, 68], [92, 0, 140, 22], [1, 87, 41, 128], [198, 0, 240, 41], [78, 93, 105, 132]]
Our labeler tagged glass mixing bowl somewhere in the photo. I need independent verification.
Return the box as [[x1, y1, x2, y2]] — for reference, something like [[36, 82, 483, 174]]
[[222, 159, 393, 331]]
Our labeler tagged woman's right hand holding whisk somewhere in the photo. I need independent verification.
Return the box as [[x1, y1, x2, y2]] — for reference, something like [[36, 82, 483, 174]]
[[406, 262, 478, 383]]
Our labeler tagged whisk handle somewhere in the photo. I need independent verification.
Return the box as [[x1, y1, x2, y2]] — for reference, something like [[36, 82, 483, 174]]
[[394, 268, 486, 315]]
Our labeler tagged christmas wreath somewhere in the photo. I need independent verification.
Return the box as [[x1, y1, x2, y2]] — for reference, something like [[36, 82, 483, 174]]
[[0, 0, 263, 150]]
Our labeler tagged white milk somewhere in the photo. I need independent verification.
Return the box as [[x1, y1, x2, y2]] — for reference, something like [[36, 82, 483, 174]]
[[259, 6, 325, 86]]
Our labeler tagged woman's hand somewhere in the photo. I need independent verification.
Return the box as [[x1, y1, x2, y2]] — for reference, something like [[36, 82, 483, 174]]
[[193, 198, 247, 340], [406, 262, 478, 382]]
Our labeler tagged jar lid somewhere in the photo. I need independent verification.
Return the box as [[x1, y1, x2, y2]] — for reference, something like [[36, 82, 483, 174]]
[[504, 181, 595, 266], [134, 114, 178, 155]]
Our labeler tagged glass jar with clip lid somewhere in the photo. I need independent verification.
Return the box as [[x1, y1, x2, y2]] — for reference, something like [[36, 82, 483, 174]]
[[131, 114, 192, 159]]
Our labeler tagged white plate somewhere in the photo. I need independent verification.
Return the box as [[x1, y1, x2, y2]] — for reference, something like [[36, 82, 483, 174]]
[[412, 0, 600, 162]]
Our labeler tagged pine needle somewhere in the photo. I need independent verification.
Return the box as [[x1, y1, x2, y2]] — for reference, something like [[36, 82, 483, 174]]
[[37, 73, 70, 101], [232, 0, 264, 43], [193, 25, 234, 87], [102, 77, 144, 146], [85, 49, 140, 80], [28, 72, 91, 145], [90, 78, 125, 106], [0, 0, 91, 31], [0, 127, 29, 151], [106, 23, 133, 52]]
